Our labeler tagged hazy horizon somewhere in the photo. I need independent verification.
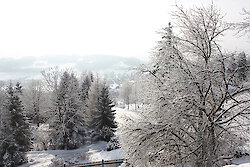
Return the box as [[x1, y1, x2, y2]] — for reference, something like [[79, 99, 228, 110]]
[[0, 0, 249, 79]]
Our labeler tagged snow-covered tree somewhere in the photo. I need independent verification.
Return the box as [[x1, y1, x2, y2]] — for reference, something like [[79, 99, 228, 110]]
[[41, 67, 61, 93], [0, 107, 16, 167], [79, 73, 93, 123], [91, 85, 117, 142], [85, 75, 117, 142], [0, 83, 6, 129], [0, 82, 31, 167], [232, 8, 250, 38], [49, 72, 85, 150], [119, 81, 132, 110], [80, 73, 92, 102], [22, 79, 48, 127], [119, 4, 250, 167], [237, 52, 248, 82], [130, 81, 141, 110], [85, 75, 101, 129], [227, 52, 249, 85], [41, 67, 62, 123]]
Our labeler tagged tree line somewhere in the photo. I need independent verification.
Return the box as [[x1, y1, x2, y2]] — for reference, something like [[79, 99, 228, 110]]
[[0, 70, 117, 166]]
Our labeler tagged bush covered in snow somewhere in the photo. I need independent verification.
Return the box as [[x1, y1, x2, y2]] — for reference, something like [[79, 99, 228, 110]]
[[31, 124, 50, 151], [106, 136, 121, 151], [48, 157, 65, 167]]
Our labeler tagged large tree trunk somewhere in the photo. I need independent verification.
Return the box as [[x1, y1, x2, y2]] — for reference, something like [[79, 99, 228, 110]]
[[195, 109, 204, 167], [206, 124, 217, 167]]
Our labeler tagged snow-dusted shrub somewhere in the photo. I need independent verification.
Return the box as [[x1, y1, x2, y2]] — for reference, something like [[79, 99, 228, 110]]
[[49, 158, 65, 167], [1, 150, 28, 167], [31, 124, 50, 151], [91, 126, 115, 142], [106, 136, 121, 151]]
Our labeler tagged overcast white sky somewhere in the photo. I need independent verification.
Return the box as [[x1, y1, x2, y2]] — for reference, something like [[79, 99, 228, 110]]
[[0, 0, 249, 61]]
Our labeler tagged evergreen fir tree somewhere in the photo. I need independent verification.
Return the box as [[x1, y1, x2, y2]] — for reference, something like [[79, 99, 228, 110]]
[[91, 85, 117, 142], [0, 82, 31, 167], [85, 76, 100, 129], [79, 73, 92, 121], [0, 106, 16, 167], [49, 72, 85, 150], [80, 74, 92, 102], [66, 73, 85, 148]]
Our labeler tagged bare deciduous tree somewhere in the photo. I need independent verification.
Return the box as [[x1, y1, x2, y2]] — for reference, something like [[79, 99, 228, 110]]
[[119, 4, 250, 167], [232, 8, 250, 38], [41, 66, 61, 93], [23, 79, 48, 127], [119, 81, 132, 110]]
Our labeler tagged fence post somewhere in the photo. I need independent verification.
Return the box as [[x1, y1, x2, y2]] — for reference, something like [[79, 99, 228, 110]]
[[102, 159, 104, 167]]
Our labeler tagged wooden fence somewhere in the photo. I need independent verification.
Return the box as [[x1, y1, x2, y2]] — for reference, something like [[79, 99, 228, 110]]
[[68, 159, 127, 167]]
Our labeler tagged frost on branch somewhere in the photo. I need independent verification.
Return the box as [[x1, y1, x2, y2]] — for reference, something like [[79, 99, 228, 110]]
[[119, 4, 250, 167]]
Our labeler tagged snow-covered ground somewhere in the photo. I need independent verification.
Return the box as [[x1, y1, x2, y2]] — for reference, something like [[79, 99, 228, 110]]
[[114, 107, 141, 126], [18, 107, 250, 167], [89, 149, 124, 162], [115, 107, 250, 167], [18, 107, 131, 167], [224, 157, 250, 167], [19, 141, 124, 167]]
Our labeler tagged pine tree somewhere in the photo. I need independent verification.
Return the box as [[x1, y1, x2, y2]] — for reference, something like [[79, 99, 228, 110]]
[[79, 73, 92, 123], [85, 75, 101, 130], [0, 106, 16, 167], [80, 73, 92, 102], [91, 84, 117, 142], [49, 72, 85, 150], [0, 82, 31, 167], [67, 73, 85, 148]]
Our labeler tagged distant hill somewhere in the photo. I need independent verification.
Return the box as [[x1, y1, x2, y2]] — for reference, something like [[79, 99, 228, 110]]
[[0, 55, 145, 80], [75, 55, 144, 72]]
